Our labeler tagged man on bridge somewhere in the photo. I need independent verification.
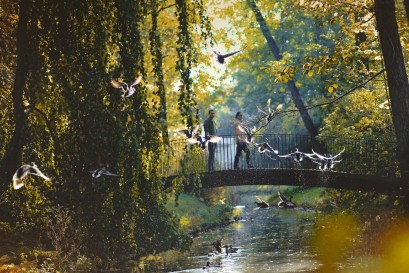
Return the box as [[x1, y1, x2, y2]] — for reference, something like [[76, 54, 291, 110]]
[[233, 111, 254, 170], [204, 109, 217, 172]]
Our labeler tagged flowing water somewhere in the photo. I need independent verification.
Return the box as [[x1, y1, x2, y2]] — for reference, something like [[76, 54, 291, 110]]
[[136, 192, 322, 273]]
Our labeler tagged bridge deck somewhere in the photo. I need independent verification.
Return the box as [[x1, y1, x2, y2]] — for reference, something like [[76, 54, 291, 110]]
[[165, 169, 405, 193], [163, 134, 403, 192]]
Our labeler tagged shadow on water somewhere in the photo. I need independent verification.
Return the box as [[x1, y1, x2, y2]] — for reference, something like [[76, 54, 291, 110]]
[[136, 191, 321, 273]]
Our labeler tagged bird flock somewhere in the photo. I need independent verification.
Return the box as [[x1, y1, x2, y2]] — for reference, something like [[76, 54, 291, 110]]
[[179, 98, 345, 172], [11, 47, 244, 190], [11, 50, 342, 190], [11, 75, 145, 190]]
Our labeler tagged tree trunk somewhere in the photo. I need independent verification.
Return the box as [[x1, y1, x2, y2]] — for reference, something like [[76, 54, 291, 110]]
[[246, 0, 322, 151], [404, 0, 409, 23], [0, 0, 32, 192], [375, 0, 409, 208]]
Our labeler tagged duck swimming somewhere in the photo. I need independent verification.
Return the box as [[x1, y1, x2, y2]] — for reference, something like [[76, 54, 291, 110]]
[[212, 239, 223, 253], [255, 201, 269, 208], [277, 191, 296, 208], [278, 200, 296, 208], [225, 245, 238, 253]]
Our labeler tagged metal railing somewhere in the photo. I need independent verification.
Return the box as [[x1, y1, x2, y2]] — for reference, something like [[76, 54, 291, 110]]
[[161, 134, 398, 178]]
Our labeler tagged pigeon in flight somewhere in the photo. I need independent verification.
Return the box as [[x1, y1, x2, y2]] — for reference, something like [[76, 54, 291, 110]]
[[257, 99, 283, 124], [111, 75, 143, 98], [310, 147, 345, 170], [244, 126, 256, 143], [12, 162, 51, 190], [90, 167, 121, 178], [278, 148, 314, 163], [180, 124, 200, 139], [213, 49, 243, 64], [254, 141, 278, 155], [187, 135, 222, 151]]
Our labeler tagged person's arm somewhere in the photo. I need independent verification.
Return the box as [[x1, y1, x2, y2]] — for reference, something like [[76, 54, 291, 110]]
[[203, 119, 209, 136], [237, 124, 246, 133]]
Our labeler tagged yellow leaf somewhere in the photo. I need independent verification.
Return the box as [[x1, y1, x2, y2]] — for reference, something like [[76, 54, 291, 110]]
[[328, 86, 334, 93], [307, 70, 314, 77], [332, 83, 338, 89]]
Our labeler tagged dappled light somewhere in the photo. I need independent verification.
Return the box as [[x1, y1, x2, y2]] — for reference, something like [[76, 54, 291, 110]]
[[1, 0, 409, 271]]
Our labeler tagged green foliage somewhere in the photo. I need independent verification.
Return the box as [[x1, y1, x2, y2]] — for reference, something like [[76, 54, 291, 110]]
[[0, 0, 216, 267]]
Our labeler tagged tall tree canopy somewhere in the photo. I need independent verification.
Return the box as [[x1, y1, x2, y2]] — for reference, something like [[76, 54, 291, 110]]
[[0, 0, 213, 265]]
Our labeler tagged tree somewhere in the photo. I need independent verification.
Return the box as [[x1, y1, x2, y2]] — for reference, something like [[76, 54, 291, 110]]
[[374, 0, 409, 193], [246, 0, 325, 150], [0, 0, 32, 193]]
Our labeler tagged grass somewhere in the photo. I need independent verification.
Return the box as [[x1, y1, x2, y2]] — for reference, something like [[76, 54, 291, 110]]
[[165, 193, 231, 232]]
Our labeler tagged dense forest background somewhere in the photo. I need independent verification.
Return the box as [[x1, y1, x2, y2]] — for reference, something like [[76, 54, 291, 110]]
[[1, 0, 409, 271]]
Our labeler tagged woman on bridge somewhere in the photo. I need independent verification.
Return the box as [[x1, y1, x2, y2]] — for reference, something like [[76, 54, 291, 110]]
[[233, 112, 254, 170]]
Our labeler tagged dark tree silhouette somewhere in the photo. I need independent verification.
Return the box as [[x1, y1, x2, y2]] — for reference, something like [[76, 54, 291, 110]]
[[375, 0, 409, 207], [0, 0, 32, 192]]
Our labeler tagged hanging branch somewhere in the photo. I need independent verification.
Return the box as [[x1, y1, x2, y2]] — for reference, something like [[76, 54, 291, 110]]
[[281, 68, 386, 114], [175, 0, 197, 129], [149, 0, 169, 144], [252, 68, 387, 135]]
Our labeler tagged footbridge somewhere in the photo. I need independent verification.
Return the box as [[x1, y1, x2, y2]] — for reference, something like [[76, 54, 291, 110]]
[[162, 134, 405, 193]]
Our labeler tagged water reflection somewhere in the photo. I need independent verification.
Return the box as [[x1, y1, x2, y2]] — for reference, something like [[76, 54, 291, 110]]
[[137, 198, 321, 273]]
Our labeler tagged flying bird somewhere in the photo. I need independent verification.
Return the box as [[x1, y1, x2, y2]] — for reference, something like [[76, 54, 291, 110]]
[[213, 49, 243, 64], [111, 75, 143, 98], [180, 124, 200, 139], [254, 141, 278, 155], [244, 126, 256, 143], [188, 135, 222, 151], [12, 162, 51, 190], [256, 99, 283, 124], [278, 148, 314, 163], [310, 147, 345, 170], [90, 167, 121, 178]]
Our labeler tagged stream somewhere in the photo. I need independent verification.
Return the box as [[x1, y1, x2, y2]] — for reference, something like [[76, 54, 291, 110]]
[[135, 191, 322, 273]]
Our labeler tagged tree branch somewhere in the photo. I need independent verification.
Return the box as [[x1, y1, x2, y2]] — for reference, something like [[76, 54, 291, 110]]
[[281, 68, 386, 114]]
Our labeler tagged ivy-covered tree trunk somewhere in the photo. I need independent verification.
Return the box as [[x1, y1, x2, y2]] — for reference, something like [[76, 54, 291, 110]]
[[375, 0, 409, 208], [0, 0, 32, 192], [404, 0, 409, 22], [246, 0, 321, 150]]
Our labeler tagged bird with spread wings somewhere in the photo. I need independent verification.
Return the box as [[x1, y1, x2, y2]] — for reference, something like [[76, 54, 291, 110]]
[[111, 75, 143, 98]]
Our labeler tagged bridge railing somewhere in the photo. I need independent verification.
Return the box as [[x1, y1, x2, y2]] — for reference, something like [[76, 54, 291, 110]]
[[160, 134, 398, 178]]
